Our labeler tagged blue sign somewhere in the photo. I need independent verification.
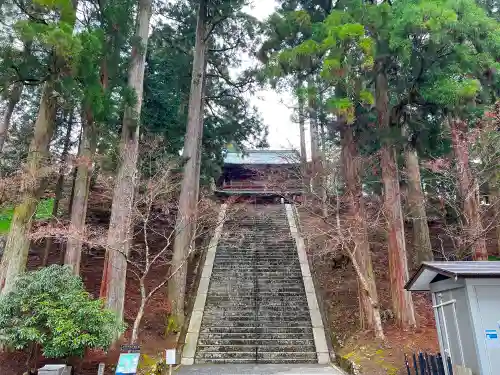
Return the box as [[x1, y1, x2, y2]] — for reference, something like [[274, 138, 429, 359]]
[[116, 353, 140, 374], [486, 329, 498, 340]]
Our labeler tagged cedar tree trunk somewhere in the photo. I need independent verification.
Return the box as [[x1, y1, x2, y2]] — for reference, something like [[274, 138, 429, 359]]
[[307, 79, 321, 197], [297, 78, 308, 190], [340, 123, 382, 337], [42, 110, 74, 266], [0, 82, 57, 294], [0, 82, 23, 153], [375, 66, 416, 328], [100, 0, 153, 319], [65, 107, 96, 273], [167, 0, 208, 328], [449, 117, 487, 260], [405, 146, 433, 266]]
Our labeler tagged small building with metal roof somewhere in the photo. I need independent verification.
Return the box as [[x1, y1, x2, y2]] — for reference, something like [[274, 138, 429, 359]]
[[406, 261, 500, 375]]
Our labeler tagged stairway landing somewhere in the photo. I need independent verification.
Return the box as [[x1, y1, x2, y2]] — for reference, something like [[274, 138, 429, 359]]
[[177, 364, 345, 374]]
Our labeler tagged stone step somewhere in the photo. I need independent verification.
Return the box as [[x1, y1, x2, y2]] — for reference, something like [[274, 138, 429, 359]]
[[209, 282, 305, 287], [217, 245, 296, 250], [208, 284, 305, 291], [212, 260, 300, 265], [209, 278, 304, 284], [205, 296, 309, 303], [195, 351, 317, 361], [214, 255, 298, 259], [199, 326, 314, 334], [203, 307, 311, 315], [211, 267, 302, 272], [197, 332, 314, 340], [202, 314, 312, 322], [207, 291, 307, 297], [194, 206, 320, 365], [199, 320, 312, 327], [194, 358, 319, 364], [210, 274, 304, 279], [196, 344, 316, 353], [214, 258, 298, 261], [197, 338, 315, 346], [204, 304, 310, 313]]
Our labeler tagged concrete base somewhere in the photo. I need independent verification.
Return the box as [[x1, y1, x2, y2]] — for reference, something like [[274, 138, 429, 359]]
[[181, 204, 228, 365], [285, 204, 331, 365]]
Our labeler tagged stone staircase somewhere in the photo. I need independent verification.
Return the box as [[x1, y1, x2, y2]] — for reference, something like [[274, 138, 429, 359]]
[[194, 204, 317, 364]]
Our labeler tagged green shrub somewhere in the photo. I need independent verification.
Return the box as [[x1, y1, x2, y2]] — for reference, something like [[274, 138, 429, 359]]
[[0, 265, 126, 358]]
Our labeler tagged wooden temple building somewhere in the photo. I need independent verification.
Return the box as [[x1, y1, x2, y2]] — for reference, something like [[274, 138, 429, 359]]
[[214, 149, 304, 201]]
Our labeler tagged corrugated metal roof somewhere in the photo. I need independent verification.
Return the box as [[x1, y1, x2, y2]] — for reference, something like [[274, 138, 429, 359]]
[[224, 150, 299, 165], [405, 261, 500, 291]]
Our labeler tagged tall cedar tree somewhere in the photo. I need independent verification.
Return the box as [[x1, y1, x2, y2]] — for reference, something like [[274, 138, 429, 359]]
[[0, 0, 79, 294], [100, 0, 153, 320]]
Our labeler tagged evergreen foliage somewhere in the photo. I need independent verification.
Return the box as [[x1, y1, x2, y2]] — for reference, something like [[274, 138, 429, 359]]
[[0, 265, 125, 357]]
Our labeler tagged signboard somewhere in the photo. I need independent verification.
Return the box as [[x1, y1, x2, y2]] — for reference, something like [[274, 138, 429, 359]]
[[486, 329, 498, 340], [485, 329, 500, 349], [120, 344, 141, 353], [97, 363, 105, 375], [166, 349, 176, 365], [115, 353, 140, 375]]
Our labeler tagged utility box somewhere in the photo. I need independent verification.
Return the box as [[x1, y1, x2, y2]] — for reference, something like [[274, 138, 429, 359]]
[[406, 261, 500, 375], [37, 364, 72, 375]]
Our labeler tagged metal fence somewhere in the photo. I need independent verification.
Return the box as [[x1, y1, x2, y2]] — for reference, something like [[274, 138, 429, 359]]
[[405, 352, 453, 375]]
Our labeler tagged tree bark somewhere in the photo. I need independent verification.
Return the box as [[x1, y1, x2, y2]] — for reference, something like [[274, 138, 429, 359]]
[[318, 97, 328, 218], [167, 0, 208, 328], [449, 117, 488, 260], [0, 82, 23, 153], [297, 79, 307, 173], [375, 66, 416, 328], [42, 110, 74, 267], [404, 146, 433, 266], [340, 123, 381, 333], [65, 107, 96, 274], [0, 82, 57, 294], [307, 79, 321, 197], [491, 186, 500, 255], [100, 0, 153, 320], [130, 278, 146, 344]]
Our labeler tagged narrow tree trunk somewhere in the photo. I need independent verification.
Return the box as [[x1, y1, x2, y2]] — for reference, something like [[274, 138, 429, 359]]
[[167, 0, 208, 328], [0, 82, 57, 294], [491, 185, 500, 255], [318, 101, 328, 218], [65, 107, 96, 274], [100, 0, 153, 319], [42, 110, 74, 266], [405, 147, 433, 266], [296, 78, 309, 191], [131, 279, 146, 344], [375, 66, 416, 328], [307, 79, 321, 197], [67, 129, 81, 218], [0, 82, 23, 153], [340, 123, 380, 333], [449, 117, 487, 260], [348, 247, 385, 340]]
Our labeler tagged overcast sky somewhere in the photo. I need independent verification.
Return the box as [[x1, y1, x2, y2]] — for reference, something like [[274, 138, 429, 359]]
[[242, 1, 307, 153]]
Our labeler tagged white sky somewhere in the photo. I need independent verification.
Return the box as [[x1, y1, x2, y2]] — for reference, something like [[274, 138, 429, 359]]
[[243, 1, 307, 153]]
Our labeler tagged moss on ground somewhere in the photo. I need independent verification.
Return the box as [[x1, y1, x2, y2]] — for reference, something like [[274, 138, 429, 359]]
[[0, 198, 54, 234]]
